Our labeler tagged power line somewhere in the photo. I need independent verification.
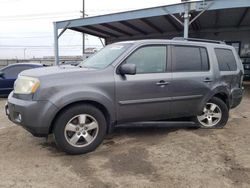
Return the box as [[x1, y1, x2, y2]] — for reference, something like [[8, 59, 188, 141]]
[[0, 15, 80, 21], [0, 30, 84, 38], [0, 11, 80, 19], [0, 45, 102, 48], [0, 8, 141, 19], [0, 7, 151, 21], [0, 10, 80, 18], [0, 34, 82, 39]]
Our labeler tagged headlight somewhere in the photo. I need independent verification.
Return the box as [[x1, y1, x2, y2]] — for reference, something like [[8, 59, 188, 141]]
[[14, 76, 40, 94]]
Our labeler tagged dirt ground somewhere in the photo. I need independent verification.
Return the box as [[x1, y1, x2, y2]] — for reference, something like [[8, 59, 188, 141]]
[[0, 83, 250, 188]]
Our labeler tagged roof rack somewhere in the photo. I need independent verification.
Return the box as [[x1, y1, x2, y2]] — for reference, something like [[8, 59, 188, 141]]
[[172, 37, 225, 44]]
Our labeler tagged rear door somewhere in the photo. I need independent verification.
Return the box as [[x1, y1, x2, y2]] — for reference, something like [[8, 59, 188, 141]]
[[170, 44, 213, 117], [115, 44, 172, 123]]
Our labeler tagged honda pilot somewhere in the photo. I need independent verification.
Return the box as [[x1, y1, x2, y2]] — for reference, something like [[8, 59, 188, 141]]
[[6, 38, 244, 154]]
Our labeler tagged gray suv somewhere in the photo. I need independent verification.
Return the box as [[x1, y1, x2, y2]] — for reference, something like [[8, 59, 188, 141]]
[[6, 38, 244, 154]]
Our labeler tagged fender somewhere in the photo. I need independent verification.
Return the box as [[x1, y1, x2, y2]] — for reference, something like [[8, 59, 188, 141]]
[[36, 86, 116, 130], [197, 85, 230, 114]]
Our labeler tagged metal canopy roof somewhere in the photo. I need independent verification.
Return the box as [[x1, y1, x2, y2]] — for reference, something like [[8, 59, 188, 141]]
[[55, 0, 250, 42], [53, 0, 250, 64]]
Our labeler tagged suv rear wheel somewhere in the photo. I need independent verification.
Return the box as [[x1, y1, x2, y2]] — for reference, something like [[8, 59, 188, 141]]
[[53, 104, 107, 155], [194, 97, 229, 128]]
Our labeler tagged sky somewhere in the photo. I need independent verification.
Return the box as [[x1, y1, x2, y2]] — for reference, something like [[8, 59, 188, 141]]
[[0, 0, 180, 59]]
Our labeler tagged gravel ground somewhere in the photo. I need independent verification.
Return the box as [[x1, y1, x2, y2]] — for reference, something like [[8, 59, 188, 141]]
[[0, 83, 250, 188]]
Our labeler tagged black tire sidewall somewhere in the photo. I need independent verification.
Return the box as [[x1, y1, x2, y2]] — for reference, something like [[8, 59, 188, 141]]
[[195, 97, 229, 129], [53, 104, 107, 155]]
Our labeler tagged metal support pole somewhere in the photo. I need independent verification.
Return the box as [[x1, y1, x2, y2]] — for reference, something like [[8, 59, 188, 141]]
[[183, 3, 190, 38], [189, 2, 214, 25], [162, 7, 184, 27], [53, 22, 59, 65], [99, 38, 105, 47], [58, 22, 70, 39]]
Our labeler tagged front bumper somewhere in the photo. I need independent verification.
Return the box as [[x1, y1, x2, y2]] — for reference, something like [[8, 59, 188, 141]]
[[6, 92, 58, 137]]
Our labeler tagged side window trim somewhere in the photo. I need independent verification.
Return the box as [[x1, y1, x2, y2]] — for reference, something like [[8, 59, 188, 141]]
[[170, 44, 210, 73], [117, 44, 169, 74]]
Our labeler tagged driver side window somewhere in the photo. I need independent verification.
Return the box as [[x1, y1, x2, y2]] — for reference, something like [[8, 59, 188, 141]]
[[125, 45, 167, 74]]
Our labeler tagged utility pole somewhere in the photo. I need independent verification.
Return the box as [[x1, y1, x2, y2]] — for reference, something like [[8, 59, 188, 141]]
[[23, 48, 27, 59], [82, 0, 85, 55]]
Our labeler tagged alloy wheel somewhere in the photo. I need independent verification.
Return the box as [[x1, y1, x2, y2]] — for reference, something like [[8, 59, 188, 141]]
[[64, 114, 99, 147], [197, 102, 222, 127]]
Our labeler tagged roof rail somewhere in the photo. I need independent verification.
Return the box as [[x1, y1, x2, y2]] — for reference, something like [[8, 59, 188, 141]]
[[172, 37, 225, 44]]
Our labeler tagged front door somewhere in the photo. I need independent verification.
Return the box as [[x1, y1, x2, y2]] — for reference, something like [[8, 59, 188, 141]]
[[115, 45, 172, 123]]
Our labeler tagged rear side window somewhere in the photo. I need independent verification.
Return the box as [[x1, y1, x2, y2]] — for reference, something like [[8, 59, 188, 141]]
[[172, 46, 209, 72], [215, 48, 237, 71]]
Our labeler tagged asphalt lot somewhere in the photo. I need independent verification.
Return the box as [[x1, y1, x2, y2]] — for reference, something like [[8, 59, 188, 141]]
[[0, 83, 250, 188]]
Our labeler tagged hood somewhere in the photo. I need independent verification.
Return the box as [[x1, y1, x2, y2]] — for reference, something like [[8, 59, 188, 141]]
[[20, 65, 95, 78]]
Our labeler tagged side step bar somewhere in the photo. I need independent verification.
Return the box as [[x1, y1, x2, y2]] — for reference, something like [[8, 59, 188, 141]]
[[116, 121, 197, 128]]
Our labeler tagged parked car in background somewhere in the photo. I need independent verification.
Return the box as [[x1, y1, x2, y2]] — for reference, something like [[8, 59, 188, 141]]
[[241, 56, 250, 80], [0, 63, 44, 97], [6, 38, 244, 155]]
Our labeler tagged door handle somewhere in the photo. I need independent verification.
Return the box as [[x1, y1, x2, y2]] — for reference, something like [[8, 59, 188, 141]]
[[156, 80, 169, 86], [203, 77, 212, 83]]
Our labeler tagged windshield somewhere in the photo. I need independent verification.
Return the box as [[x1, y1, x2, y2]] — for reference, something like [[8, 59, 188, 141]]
[[79, 43, 131, 69]]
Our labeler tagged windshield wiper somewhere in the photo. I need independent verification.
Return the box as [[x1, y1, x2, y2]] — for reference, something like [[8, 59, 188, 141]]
[[78, 65, 98, 69], [78, 64, 86, 68]]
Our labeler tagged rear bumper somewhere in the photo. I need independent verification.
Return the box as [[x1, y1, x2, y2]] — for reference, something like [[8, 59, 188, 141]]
[[230, 87, 244, 109], [6, 92, 58, 137]]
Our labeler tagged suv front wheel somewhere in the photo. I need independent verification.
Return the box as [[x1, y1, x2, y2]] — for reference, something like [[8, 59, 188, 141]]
[[53, 104, 107, 155], [194, 97, 229, 128]]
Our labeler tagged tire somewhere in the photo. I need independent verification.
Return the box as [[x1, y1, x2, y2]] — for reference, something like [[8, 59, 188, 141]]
[[194, 97, 229, 129], [53, 104, 107, 155]]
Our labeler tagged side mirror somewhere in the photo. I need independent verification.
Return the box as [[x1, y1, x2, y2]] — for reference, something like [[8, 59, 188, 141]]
[[119, 64, 136, 75], [0, 71, 4, 78]]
